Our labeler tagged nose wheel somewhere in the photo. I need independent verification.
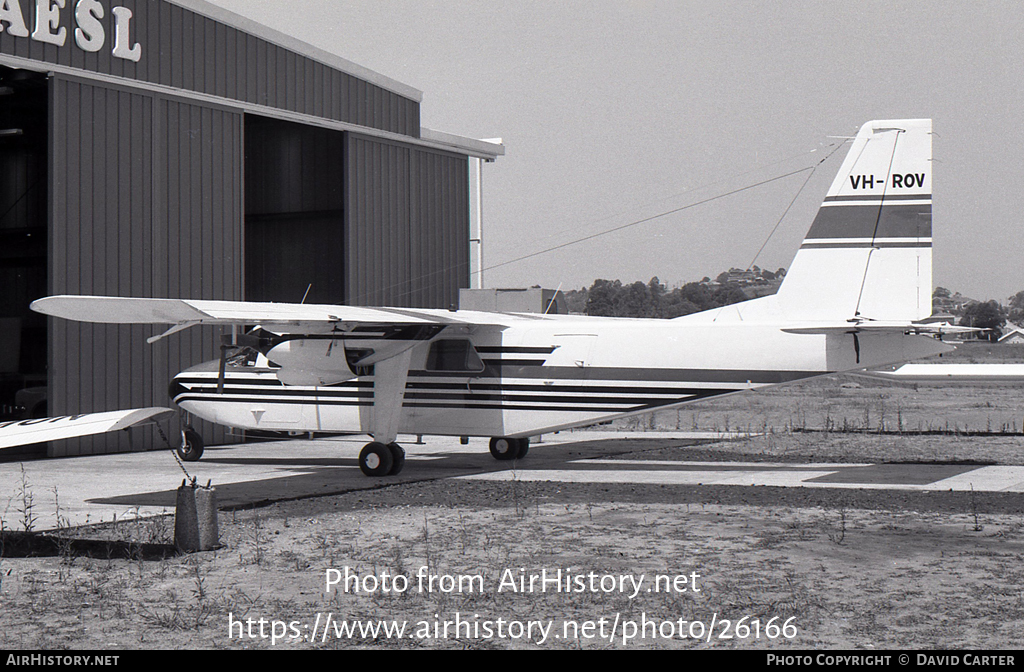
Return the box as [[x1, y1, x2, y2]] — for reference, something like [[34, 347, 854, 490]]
[[359, 441, 406, 476], [177, 426, 204, 462]]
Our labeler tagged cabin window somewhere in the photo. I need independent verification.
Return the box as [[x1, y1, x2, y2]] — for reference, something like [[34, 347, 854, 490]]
[[426, 339, 485, 372]]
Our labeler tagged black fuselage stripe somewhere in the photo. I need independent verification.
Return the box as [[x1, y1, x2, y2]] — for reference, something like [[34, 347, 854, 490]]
[[174, 395, 671, 412], [175, 378, 745, 396], [174, 389, 732, 412], [481, 359, 547, 367], [178, 367, 822, 385], [174, 388, 721, 404], [476, 346, 556, 354], [406, 368, 823, 383], [178, 387, 373, 398]]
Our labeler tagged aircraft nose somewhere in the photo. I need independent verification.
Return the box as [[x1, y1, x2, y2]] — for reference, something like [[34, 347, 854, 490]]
[[168, 377, 187, 401]]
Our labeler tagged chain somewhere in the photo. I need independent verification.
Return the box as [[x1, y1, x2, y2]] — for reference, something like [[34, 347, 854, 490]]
[[155, 420, 194, 484]]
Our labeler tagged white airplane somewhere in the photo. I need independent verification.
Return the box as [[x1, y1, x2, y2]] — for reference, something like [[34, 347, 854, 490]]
[[21, 118, 964, 476]]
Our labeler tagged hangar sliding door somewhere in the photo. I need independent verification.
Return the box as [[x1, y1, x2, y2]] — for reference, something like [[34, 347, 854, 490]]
[[244, 115, 346, 305], [49, 76, 243, 456], [345, 134, 470, 309], [0, 67, 47, 434], [246, 124, 472, 311]]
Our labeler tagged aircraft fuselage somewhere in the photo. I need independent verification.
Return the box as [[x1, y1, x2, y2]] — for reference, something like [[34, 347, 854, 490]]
[[169, 315, 949, 439]]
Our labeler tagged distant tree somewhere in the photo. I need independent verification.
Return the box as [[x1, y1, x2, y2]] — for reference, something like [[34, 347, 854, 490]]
[[712, 284, 749, 308], [578, 267, 782, 318], [585, 279, 621, 316], [660, 295, 701, 318], [961, 300, 1007, 340], [648, 277, 665, 296], [616, 280, 656, 318], [932, 286, 954, 315], [1009, 290, 1024, 325], [679, 282, 712, 308], [564, 287, 589, 314]]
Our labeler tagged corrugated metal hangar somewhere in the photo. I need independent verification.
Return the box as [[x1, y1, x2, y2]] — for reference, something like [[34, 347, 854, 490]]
[[0, 0, 503, 456]]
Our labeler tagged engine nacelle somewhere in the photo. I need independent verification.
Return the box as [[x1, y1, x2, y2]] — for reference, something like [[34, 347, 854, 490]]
[[267, 339, 357, 386]]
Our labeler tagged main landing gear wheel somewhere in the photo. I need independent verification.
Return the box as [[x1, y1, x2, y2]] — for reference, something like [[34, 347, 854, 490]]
[[359, 441, 394, 477], [387, 442, 406, 476], [359, 442, 393, 476], [489, 437, 528, 461], [177, 427, 204, 462]]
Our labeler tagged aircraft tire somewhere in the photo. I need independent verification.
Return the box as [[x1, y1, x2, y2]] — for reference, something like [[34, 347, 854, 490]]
[[359, 441, 394, 477], [387, 442, 405, 476], [489, 436, 519, 461], [178, 427, 204, 462], [516, 437, 530, 460]]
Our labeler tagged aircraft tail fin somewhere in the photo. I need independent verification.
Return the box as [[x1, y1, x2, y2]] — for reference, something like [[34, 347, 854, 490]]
[[774, 119, 933, 322]]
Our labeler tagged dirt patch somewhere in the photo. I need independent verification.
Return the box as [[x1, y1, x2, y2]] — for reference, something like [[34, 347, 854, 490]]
[[4, 447, 1024, 650]]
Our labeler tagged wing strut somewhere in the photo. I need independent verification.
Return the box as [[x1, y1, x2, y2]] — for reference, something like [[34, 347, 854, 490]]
[[368, 349, 414, 445]]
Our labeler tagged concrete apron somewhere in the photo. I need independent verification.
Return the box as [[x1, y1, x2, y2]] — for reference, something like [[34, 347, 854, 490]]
[[3, 430, 1023, 531]]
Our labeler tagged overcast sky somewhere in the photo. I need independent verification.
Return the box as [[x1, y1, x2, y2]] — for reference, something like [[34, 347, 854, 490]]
[[210, 0, 1024, 302]]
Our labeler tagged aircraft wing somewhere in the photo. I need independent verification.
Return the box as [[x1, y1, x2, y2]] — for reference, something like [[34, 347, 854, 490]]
[[0, 408, 175, 449], [30, 295, 532, 336]]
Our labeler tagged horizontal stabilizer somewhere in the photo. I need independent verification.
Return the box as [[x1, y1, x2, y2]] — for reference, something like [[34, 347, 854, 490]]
[[855, 363, 1024, 384], [0, 408, 174, 449], [781, 322, 977, 337]]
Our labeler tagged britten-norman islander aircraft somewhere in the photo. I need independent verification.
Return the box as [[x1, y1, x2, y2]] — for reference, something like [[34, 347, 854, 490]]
[[15, 119, 964, 476]]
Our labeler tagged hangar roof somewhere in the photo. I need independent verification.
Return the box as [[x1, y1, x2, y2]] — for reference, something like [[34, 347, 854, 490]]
[[174, 0, 503, 160], [0, 0, 502, 160], [172, 0, 423, 102]]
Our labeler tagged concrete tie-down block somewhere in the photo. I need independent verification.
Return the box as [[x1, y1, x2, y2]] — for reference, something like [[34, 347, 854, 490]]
[[174, 480, 220, 552]]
